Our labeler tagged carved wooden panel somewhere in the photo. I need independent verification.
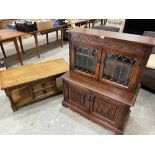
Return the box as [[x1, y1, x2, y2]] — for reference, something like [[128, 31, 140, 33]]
[[103, 38, 150, 55], [68, 83, 90, 111], [71, 33, 104, 47], [91, 95, 118, 122]]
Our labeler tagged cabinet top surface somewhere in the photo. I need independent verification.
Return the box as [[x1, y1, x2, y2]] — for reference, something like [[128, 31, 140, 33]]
[[68, 27, 155, 46], [0, 59, 69, 89]]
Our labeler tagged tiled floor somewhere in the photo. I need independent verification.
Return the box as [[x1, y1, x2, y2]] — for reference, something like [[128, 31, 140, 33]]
[[0, 32, 155, 135]]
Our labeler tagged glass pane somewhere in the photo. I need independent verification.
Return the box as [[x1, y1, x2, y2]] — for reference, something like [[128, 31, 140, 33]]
[[103, 52, 136, 87], [73, 45, 97, 75]]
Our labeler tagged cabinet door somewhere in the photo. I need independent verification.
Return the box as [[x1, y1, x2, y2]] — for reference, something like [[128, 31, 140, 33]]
[[99, 48, 144, 92], [89, 92, 130, 128], [68, 82, 91, 111], [70, 42, 102, 79]]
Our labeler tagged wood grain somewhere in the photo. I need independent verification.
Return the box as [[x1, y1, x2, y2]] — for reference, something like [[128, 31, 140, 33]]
[[0, 59, 69, 89]]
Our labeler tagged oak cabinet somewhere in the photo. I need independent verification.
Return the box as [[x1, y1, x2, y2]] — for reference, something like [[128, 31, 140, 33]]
[[62, 27, 155, 134]]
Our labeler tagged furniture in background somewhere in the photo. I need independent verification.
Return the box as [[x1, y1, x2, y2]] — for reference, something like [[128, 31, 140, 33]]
[[36, 24, 64, 47], [0, 29, 29, 65], [105, 19, 125, 32], [61, 27, 154, 134], [91, 25, 120, 32], [0, 58, 6, 70], [0, 59, 69, 111], [141, 31, 155, 91], [0, 20, 17, 29]]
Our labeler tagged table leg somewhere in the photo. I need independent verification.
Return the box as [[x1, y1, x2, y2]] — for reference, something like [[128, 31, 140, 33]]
[[61, 28, 63, 48], [14, 38, 23, 65], [92, 20, 95, 26], [18, 36, 25, 53], [56, 30, 58, 41], [46, 33, 49, 44], [101, 19, 103, 25], [33, 33, 40, 58], [0, 43, 7, 58]]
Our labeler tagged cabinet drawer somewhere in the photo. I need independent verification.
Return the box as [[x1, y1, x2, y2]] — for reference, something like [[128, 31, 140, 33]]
[[34, 86, 57, 100], [32, 78, 56, 91]]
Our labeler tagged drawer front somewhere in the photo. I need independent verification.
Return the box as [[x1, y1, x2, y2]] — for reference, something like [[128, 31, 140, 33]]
[[32, 78, 56, 91], [34, 87, 57, 100]]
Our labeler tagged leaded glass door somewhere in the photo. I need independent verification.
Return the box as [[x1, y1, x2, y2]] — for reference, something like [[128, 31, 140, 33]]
[[99, 49, 143, 91], [70, 42, 102, 79]]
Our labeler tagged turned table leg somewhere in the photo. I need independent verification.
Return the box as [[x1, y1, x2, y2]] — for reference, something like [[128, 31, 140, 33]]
[[33, 33, 40, 58], [18, 36, 25, 53], [14, 38, 23, 65], [0, 43, 7, 58]]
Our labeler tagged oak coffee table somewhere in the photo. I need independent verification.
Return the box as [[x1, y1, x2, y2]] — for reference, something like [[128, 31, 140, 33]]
[[0, 59, 69, 111]]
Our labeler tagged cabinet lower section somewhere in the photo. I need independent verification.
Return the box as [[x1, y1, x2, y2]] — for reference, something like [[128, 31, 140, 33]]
[[62, 79, 131, 134]]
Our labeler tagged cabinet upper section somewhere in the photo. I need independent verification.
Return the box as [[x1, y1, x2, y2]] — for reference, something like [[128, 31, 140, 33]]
[[68, 27, 155, 46], [68, 28, 155, 92]]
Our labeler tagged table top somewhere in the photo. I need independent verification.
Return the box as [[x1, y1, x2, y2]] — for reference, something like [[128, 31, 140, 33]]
[[0, 29, 27, 42], [0, 59, 69, 89]]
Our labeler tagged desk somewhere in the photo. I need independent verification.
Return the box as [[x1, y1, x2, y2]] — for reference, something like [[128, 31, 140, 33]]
[[0, 26, 64, 66], [19, 25, 64, 59], [74, 19, 96, 28], [0, 29, 28, 65], [0, 59, 69, 111]]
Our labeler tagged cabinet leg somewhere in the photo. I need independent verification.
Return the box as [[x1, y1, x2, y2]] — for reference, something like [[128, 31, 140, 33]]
[[11, 104, 18, 112]]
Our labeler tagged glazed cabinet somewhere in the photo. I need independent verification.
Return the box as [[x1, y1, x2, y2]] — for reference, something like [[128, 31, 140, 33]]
[[62, 27, 155, 134]]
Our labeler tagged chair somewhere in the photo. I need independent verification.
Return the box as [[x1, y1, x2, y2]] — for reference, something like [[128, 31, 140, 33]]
[[141, 31, 155, 91]]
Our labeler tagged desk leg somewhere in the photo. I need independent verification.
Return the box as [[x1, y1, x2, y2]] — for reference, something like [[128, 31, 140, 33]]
[[14, 38, 23, 66], [61, 28, 63, 48], [56, 30, 58, 41], [18, 36, 25, 53], [100, 19, 103, 25], [89, 21, 91, 28], [92, 20, 95, 26], [46, 33, 49, 44], [0, 43, 7, 58], [33, 33, 40, 58]]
